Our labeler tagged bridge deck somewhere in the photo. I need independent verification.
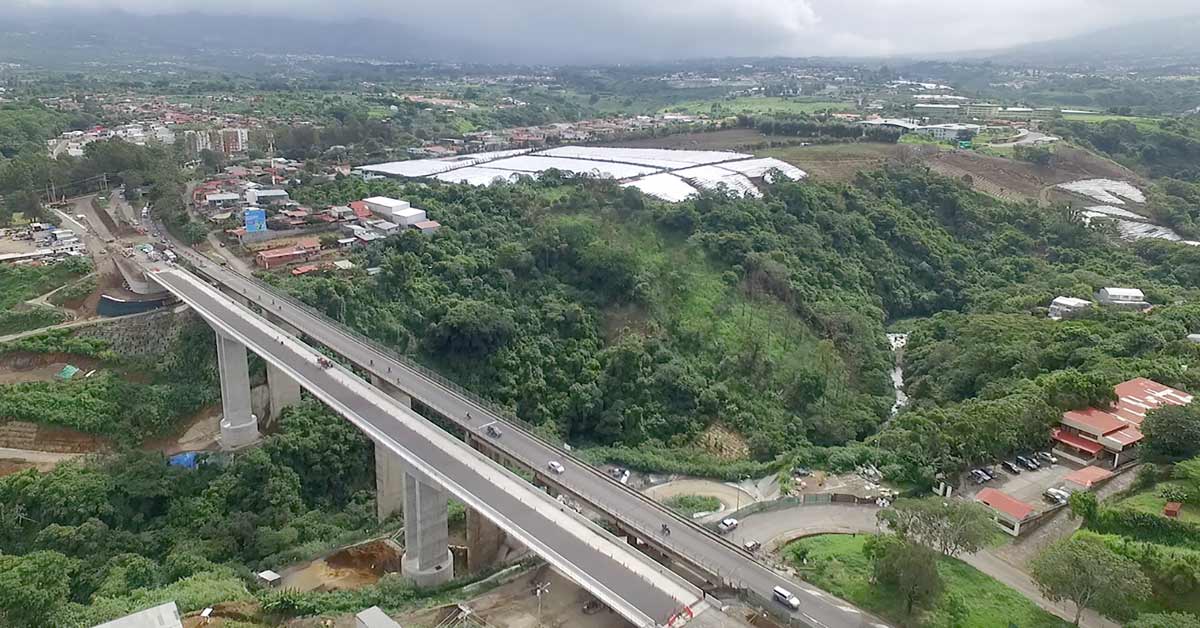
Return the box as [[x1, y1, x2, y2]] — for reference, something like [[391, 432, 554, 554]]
[[173, 254, 887, 628], [151, 267, 699, 628]]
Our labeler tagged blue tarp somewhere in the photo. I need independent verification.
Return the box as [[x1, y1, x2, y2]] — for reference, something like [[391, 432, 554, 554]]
[[168, 452, 199, 469]]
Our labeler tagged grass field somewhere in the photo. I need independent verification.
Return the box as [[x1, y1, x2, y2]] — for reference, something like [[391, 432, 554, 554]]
[[664, 494, 721, 517], [665, 97, 854, 116], [757, 143, 906, 181], [1117, 482, 1200, 524], [785, 534, 1070, 628]]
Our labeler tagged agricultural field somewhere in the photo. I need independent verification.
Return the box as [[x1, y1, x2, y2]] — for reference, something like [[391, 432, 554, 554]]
[[756, 142, 907, 181], [1117, 483, 1200, 523]]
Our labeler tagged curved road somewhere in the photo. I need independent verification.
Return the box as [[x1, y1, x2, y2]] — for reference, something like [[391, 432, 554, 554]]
[[730, 505, 1117, 628], [163, 244, 887, 628]]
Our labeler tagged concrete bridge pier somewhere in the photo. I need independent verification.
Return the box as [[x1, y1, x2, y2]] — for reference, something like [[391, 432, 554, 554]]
[[401, 468, 454, 586], [266, 362, 302, 425], [215, 332, 261, 449]]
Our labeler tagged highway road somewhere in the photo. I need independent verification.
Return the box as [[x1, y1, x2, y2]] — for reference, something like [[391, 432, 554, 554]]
[[151, 267, 701, 628], [167, 246, 886, 628]]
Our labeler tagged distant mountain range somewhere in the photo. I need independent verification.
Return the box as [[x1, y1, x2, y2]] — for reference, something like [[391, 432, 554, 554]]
[[2, 9, 1200, 70], [975, 14, 1200, 66]]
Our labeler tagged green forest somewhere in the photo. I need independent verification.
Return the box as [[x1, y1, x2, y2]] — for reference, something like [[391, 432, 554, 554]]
[[281, 166, 1200, 485]]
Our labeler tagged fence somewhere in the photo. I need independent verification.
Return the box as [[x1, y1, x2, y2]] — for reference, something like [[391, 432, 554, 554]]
[[715, 493, 881, 527]]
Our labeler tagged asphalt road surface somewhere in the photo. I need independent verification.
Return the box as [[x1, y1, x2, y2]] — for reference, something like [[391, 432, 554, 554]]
[[170, 247, 886, 628]]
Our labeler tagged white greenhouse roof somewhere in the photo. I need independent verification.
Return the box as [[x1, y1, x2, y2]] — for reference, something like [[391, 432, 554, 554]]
[[622, 173, 699, 202]]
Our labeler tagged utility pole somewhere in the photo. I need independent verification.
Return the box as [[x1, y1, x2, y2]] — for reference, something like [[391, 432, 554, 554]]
[[533, 581, 549, 626]]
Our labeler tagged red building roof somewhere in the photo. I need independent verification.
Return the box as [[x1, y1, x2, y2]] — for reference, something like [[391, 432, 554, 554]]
[[1052, 428, 1105, 455], [976, 488, 1035, 521], [349, 200, 372, 219], [1111, 378, 1193, 426], [1063, 466, 1115, 489], [1062, 407, 1126, 436]]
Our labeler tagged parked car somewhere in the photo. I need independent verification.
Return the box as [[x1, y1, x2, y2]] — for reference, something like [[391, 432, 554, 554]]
[[743, 540, 762, 552], [1037, 451, 1059, 465], [1047, 487, 1072, 503], [792, 466, 812, 478], [773, 586, 801, 610], [1043, 488, 1068, 505], [1016, 455, 1040, 471], [717, 517, 739, 533], [485, 424, 502, 438], [547, 461, 565, 474], [970, 469, 990, 484], [1000, 460, 1022, 474]]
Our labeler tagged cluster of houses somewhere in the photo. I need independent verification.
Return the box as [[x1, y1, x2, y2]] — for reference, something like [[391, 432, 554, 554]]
[[1048, 287, 1151, 320], [250, 196, 439, 269], [403, 113, 714, 159]]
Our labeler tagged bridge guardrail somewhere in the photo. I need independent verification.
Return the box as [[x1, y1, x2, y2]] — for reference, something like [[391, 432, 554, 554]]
[[187, 258, 779, 580]]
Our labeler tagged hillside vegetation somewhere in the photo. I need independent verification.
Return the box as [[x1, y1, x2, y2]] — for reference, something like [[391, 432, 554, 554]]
[[285, 166, 1200, 485]]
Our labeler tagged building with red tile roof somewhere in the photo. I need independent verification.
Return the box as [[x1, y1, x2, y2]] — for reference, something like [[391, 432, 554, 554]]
[[348, 200, 372, 220], [1054, 378, 1190, 468], [976, 488, 1036, 536], [1063, 466, 1115, 491]]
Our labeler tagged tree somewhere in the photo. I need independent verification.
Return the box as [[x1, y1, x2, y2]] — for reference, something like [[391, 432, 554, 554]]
[[864, 534, 942, 615], [877, 497, 996, 556], [198, 148, 226, 174], [1143, 404, 1200, 461], [1029, 536, 1151, 625], [181, 221, 209, 245], [0, 550, 80, 627], [1126, 612, 1200, 628]]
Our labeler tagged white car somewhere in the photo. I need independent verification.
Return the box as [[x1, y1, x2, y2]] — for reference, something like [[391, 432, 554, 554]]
[[718, 517, 739, 532], [773, 586, 801, 610], [547, 461, 565, 474]]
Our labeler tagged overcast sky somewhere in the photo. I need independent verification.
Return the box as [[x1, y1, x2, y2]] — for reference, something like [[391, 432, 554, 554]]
[[13, 0, 1200, 60]]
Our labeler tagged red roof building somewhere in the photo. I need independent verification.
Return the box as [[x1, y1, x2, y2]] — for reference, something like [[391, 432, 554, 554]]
[[976, 488, 1036, 536], [1063, 465, 1115, 490], [349, 201, 372, 220], [1054, 378, 1190, 469]]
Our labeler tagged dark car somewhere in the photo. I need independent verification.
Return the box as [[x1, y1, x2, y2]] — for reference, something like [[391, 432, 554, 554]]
[[1000, 460, 1022, 474], [1016, 455, 1040, 471]]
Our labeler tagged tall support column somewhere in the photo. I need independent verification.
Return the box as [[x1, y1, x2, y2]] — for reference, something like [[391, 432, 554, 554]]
[[216, 332, 260, 449], [467, 506, 505, 572], [375, 441, 405, 522], [373, 378, 410, 523], [465, 433, 505, 572], [266, 362, 302, 425], [401, 469, 454, 586]]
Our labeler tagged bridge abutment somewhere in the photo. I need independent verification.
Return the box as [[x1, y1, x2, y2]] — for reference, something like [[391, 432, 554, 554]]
[[216, 332, 260, 449]]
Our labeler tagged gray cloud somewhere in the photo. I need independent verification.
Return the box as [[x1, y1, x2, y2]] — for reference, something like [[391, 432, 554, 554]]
[[12, 0, 1200, 60]]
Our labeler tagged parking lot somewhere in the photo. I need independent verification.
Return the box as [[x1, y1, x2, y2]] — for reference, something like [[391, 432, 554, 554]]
[[964, 457, 1078, 512]]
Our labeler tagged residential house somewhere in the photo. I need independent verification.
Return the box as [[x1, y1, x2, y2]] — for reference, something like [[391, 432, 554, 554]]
[[975, 488, 1036, 536], [1096, 287, 1150, 310], [246, 188, 290, 206], [413, 220, 441, 235], [205, 192, 241, 208], [254, 239, 320, 269], [1048, 296, 1092, 320], [913, 123, 982, 141]]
